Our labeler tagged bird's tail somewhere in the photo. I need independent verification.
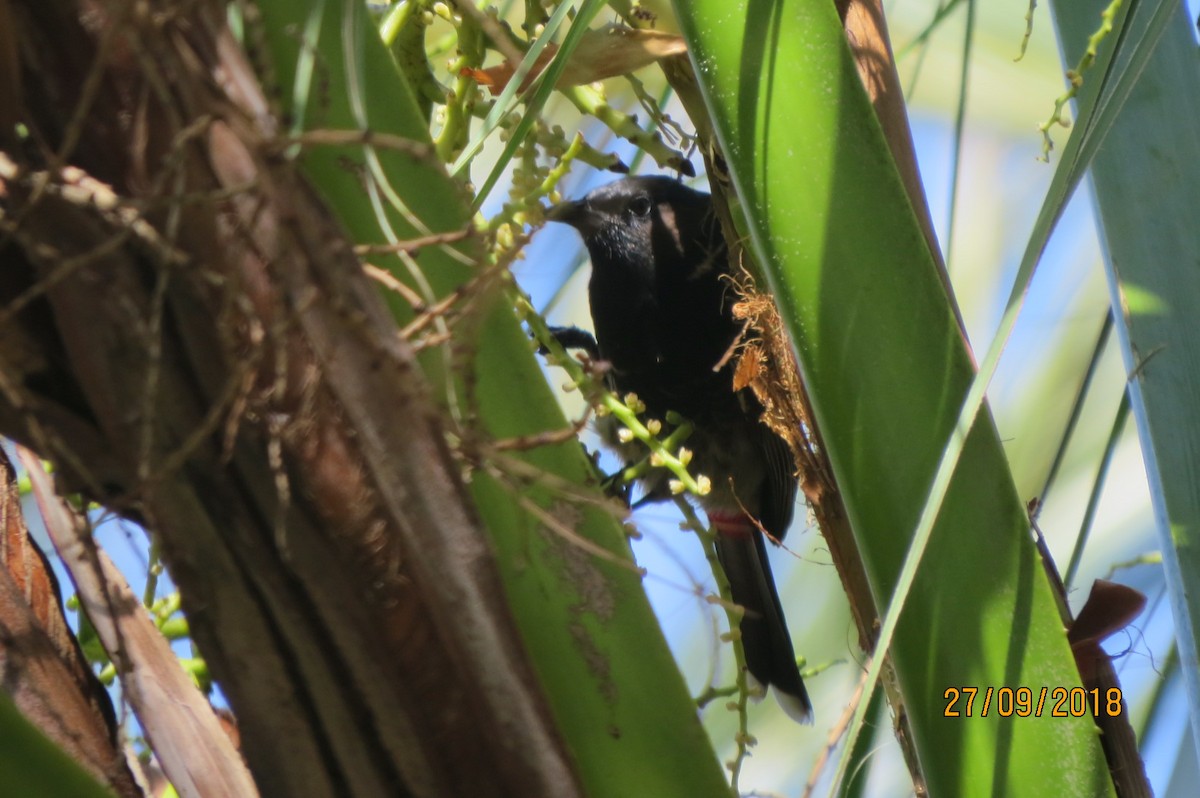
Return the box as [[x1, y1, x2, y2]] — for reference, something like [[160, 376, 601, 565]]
[[711, 514, 812, 724]]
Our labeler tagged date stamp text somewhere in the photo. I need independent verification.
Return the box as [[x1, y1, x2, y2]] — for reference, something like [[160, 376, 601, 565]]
[[943, 686, 1124, 718]]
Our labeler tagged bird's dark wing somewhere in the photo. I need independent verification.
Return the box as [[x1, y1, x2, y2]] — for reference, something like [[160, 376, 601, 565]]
[[757, 423, 799, 544]]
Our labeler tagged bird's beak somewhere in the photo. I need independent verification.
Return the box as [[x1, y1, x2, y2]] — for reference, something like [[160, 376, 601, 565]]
[[545, 199, 586, 227]]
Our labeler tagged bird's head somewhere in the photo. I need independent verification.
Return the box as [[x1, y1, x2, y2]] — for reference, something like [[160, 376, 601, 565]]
[[546, 176, 717, 274]]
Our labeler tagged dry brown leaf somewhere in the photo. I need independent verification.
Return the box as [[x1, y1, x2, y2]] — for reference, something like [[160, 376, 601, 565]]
[[1068, 579, 1147, 684], [468, 25, 687, 93], [1068, 579, 1147, 650]]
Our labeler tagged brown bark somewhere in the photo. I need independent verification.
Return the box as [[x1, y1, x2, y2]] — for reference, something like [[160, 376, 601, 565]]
[[0, 2, 579, 797], [20, 445, 257, 798], [0, 448, 141, 798]]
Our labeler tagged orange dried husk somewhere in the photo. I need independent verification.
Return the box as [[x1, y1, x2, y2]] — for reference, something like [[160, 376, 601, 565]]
[[728, 272, 831, 507]]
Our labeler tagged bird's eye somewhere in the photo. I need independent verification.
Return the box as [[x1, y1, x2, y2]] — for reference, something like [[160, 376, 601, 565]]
[[629, 196, 653, 217]]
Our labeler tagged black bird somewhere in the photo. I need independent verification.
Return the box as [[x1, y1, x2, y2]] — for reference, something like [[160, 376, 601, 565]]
[[546, 176, 812, 723]]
